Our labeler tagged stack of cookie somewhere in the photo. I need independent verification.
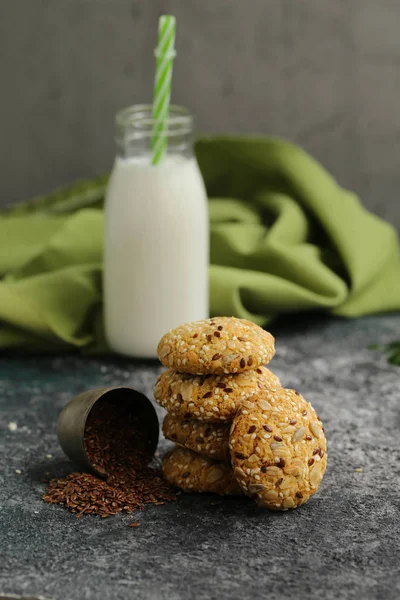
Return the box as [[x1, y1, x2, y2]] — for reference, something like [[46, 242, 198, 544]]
[[155, 317, 327, 510], [154, 317, 279, 495]]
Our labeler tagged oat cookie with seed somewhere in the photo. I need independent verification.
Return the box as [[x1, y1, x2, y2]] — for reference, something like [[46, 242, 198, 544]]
[[163, 414, 230, 461], [229, 388, 327, 510], [163, 446, 243, 495], [154, 366, 280, 423], [157, 317, 275, 374]]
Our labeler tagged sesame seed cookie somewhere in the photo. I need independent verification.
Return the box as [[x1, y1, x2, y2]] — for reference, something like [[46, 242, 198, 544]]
[[154, 366, 281, 423], [162, 447, 243, 496], [163, 414, 230, 461], [229, 388, 327, 510], [157, 317, 275, 374]]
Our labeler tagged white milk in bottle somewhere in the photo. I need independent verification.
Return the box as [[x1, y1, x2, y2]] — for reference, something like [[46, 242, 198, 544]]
[[104, 105, 209, 357]]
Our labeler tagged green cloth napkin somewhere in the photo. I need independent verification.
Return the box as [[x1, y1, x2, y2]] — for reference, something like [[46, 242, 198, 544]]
[[1, 136, 399, 353]]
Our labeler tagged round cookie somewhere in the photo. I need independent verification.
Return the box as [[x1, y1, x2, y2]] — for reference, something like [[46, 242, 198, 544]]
[[163, 414, 230, 461], [229, 388, 327, 510], [157, 317, 275, 374], [162, 447, 243, 496], [154, 366, 281, 423]]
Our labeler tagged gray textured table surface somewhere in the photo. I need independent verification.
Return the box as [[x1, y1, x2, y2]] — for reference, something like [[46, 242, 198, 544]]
[[1, 314, 400, 600]]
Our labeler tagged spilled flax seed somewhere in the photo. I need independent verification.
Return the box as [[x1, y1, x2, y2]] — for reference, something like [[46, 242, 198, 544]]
[[43, 395, 176, 519]]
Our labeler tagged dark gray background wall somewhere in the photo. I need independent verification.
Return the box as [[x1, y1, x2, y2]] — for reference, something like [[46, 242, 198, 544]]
[[1, 0, 400, 229]]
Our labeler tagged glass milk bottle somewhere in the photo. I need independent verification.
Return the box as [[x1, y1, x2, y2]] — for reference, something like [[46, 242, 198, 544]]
[[104, 105, 209, 358]]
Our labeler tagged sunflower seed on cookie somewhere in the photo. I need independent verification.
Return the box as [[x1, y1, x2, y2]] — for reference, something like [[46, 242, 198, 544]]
[[162, 447, 243, 496], [157, 317, 275, 374], [229, 388, 327, 510], [154, 366, 280, 423], [163, 414, 230, 461]]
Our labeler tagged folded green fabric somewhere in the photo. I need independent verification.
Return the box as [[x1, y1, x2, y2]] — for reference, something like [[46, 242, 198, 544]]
[[1, 136, 399, 352]]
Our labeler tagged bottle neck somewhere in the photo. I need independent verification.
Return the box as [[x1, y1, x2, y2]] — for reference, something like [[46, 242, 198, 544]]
[[115, 104, 195, 160]]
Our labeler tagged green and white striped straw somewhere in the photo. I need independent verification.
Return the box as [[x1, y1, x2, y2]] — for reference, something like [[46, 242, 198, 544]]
[[151, 15, 176, 165]]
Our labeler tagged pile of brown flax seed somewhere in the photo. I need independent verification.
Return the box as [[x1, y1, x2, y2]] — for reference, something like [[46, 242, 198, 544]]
[[43, 394, 176, 519]]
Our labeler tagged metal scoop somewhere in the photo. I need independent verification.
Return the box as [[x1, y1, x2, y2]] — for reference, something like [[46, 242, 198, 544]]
[[56, 386, 159, 477]]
